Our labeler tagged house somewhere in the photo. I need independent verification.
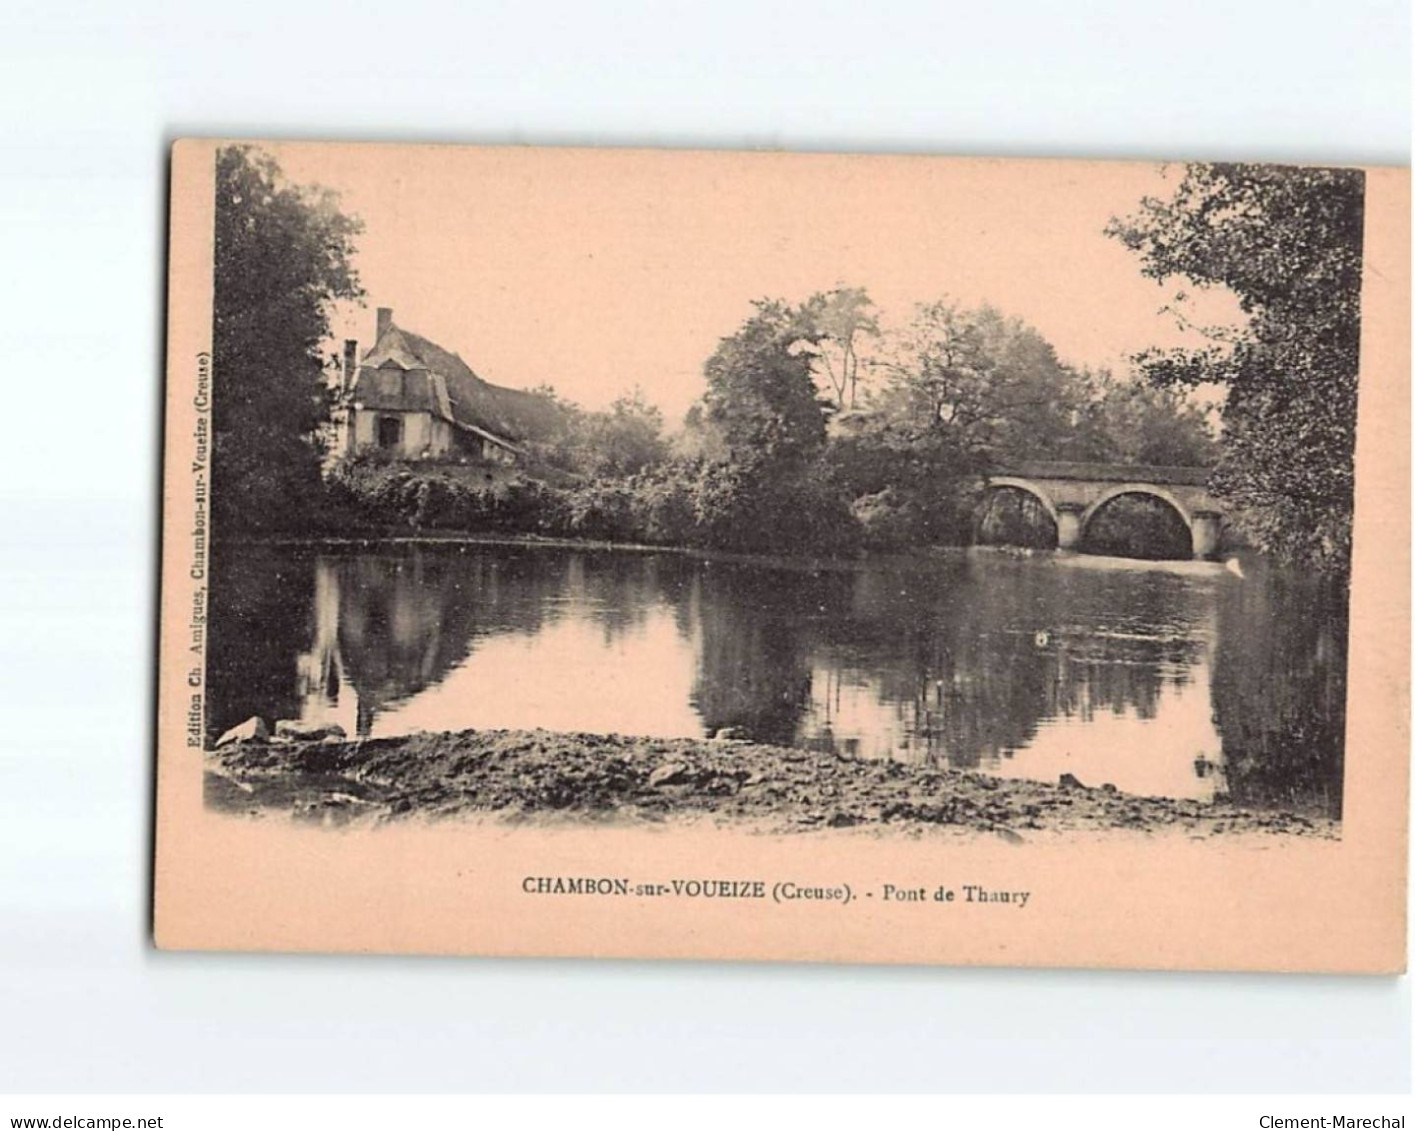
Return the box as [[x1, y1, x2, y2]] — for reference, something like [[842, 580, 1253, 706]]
[[329, 307, 561, 466]]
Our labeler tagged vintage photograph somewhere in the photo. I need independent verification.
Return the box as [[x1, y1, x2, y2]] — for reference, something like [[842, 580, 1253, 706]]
[[12, 0, 1413, 1104], [193, 142, 1364, 843]]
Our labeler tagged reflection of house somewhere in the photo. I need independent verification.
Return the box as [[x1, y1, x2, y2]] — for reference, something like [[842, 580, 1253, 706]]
[[295, 552, 483, 737], [330, 307, 560, 464], [292, 548, 566, 737]]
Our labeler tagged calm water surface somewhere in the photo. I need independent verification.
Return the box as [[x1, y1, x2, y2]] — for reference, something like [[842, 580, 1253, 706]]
[[208, 542, 1348, 817]]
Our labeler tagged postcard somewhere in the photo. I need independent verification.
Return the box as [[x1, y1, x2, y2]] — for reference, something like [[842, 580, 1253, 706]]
[[155, 139, 1408, 970]]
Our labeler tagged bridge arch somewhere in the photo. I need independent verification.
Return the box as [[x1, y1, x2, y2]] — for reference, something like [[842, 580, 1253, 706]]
[[1079, 484, 1194, 535], [981, 477, 1059, 525]]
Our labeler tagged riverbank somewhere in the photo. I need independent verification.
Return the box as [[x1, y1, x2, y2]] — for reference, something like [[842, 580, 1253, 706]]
[[224, 529, 1233, 583], [205, 727, 1337, 839], [236, 528, 878, 574]]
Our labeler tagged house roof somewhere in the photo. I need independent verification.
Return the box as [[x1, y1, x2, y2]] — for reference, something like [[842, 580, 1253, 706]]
[[350, 320, 563, 448]]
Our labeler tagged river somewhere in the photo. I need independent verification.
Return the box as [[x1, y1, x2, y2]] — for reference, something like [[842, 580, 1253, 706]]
[[206, 541, 1349, 818]]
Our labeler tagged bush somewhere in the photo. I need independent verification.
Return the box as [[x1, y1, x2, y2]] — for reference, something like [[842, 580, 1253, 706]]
[[851, 488, 917, 550], [680, 455, 861, 557], [562, 481, 637, 541], [627, 467, 697, 546], [848, 482, 981, 551], [318, 452, 865, 556], [324, 457, 553, 535]]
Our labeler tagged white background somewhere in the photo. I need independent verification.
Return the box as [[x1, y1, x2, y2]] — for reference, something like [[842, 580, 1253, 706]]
[[0, 0, 1409, 1094]]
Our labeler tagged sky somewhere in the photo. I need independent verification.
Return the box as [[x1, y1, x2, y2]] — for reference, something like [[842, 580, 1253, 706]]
[[270, 142, 1242, 423]]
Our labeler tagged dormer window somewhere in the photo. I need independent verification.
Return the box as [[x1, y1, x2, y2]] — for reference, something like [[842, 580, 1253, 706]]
[[378, 366, 404, 398]]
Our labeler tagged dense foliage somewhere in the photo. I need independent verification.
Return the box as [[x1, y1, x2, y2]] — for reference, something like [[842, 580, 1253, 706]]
[[212, 148, 1236, 559], [524, 386, 668, 480], [816, 299, 1216, 550], [1108, 163, 1364, 572], [212, 146, 364, 537], [321, 292, 1218, 557]]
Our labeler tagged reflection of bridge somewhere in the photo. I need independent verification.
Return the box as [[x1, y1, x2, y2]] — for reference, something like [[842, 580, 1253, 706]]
[[986, 461, 1224, 560]]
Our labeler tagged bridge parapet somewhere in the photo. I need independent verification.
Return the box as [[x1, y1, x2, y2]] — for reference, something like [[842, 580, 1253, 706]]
[[996, 460, 1215, 488]]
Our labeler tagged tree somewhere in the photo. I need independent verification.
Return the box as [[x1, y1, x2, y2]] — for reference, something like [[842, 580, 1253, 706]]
[[800, 286, 880, 409], [213, 145, 364, 536], [871, 300, 1087, 465], [1107, 163, 1364, 571], [827, 301, 1026, 548], [829, 299, 1219, 549], [1071, 368, 1218, 467], [701, 299, 829, 461], [574, 387, 667, 478], [523, 384, 667, 479], [687, 301, 856, 553]]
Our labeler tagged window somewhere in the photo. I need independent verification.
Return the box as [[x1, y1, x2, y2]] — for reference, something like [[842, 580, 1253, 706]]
[[377, 415, 403, 450], [378, 367, 403, 397]]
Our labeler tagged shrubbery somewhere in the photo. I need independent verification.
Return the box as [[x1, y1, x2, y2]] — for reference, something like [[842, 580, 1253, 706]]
[[323, 457, 562, 536], [319, 453, 868, 557]]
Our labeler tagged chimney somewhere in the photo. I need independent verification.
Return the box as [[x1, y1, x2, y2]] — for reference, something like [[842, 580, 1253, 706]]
[[376, 307, 393, 341], [342, 339, 358, 394]]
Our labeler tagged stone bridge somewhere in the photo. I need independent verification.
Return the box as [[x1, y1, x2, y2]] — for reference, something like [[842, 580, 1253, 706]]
[[985, 461, 1224, 560]]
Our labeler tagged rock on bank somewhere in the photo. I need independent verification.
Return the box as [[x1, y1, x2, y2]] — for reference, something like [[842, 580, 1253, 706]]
[[204, 726, 1337, 839]]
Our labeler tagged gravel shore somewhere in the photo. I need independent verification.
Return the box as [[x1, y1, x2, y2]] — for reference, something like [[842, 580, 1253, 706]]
[[204, 726, 1337, 839]]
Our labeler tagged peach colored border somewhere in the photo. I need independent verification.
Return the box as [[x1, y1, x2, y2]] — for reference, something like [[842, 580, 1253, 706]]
[[154, 141, 1409, 972]]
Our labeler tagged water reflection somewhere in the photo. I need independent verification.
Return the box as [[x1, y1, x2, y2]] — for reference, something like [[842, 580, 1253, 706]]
[[206, 542, 1347, 817], [1210, 563, 1348, 815]]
